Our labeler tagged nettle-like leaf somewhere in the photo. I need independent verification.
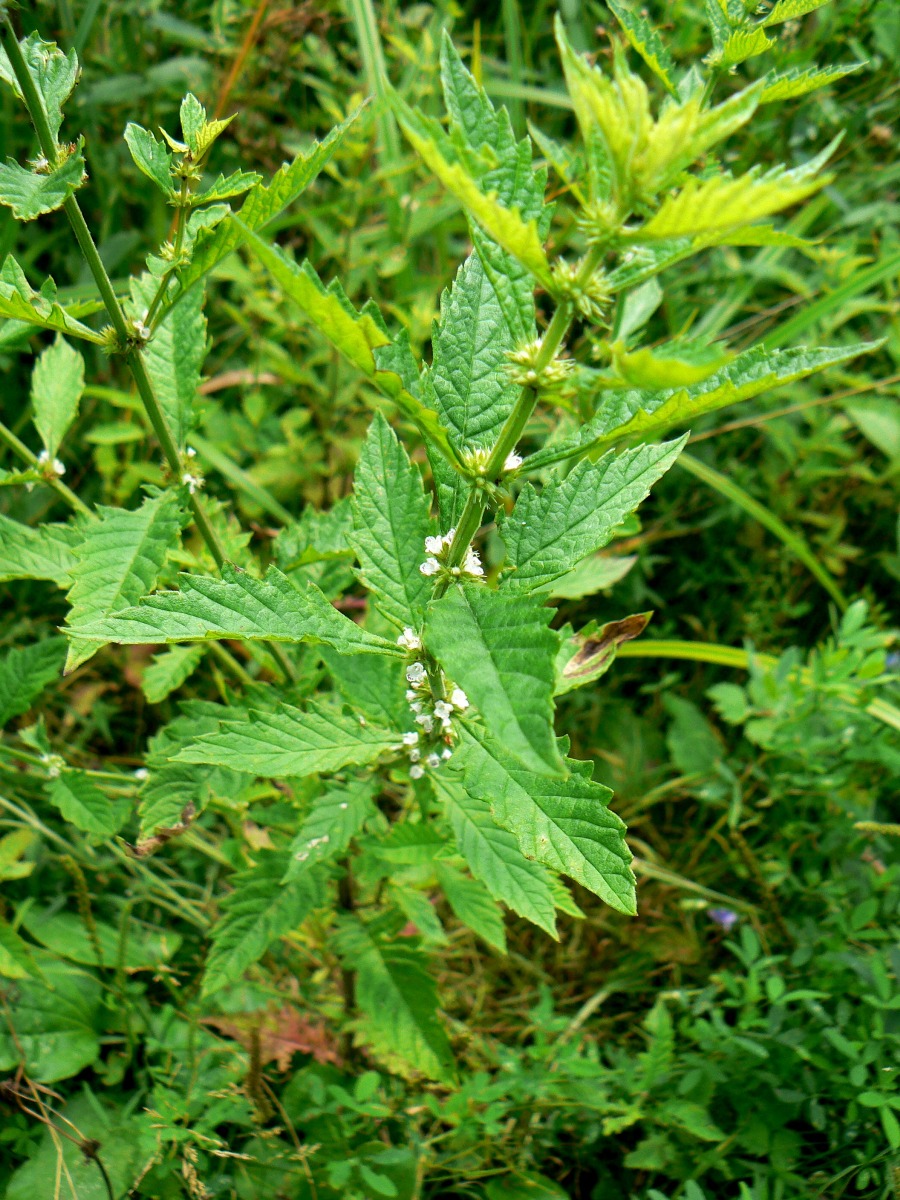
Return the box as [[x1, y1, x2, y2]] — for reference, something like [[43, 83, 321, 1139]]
[[500, 439, 685, 593], [0, 514, 80, 585], [607, 0, 680, 96], [0, 254, 104, 343], [30, 335, 84, 460], [335, 914, 454, 1081], [285, 779, 377, 880], [455, 731, 636, 914], [0, 918, 41, 981], [433, 773, 558, 936], [707, 26, 774, 68], [141, 643, 207, 704], [0, 638, 66, 728], [762, 0, 831, 25], [237, 221, 455, 463], [63, 490, 185, 671], [46, 771, 130, 840], [66, 563, 402, 657], [351, 413, 434, 630], [759, 63, 864, 104], [424, 251, 523, 457], [0, 33, 78, 143], [132, 276, 207, 451], [530, 343, 873, 468], [124, 124, 175, 197], [175, 700, 400, 777], [204, 850, 325, 996], [172, 109, 362, 303], [322, 647, 408, 729], [426, 584, 564, 777], [0, 147, 85, 221], [435, 860, 507, 953]]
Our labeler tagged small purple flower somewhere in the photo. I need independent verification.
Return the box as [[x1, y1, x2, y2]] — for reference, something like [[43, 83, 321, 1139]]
[[708, 907, 739, 931]]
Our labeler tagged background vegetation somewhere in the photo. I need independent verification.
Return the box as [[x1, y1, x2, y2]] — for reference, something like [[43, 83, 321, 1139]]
[[0, 0, 898, 1197]]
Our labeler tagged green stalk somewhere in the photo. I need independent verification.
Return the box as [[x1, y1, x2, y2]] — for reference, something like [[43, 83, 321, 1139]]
[[0, 418, 93, 517], [0, 18, 298, 684]]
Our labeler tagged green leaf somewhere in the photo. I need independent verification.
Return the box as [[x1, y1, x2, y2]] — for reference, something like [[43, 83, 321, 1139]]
[[0, 638, 66, 728], [172, 109, 363, 302], [351, 412, 434, 629], [64, 489, 185, 671], [707, 26, 774, 67], [0, 514, 80, 584], [608, 339, 732, 390], [22, 908, 181, 969], [285, 779, 377, 879], [0, 148, 85, 221], [426, 584, 564, 776], [500, 439, 685, 593], [30, 334, 84, 459], [141, 643, 206, 704], [759, 63, 864, 104], [762, 0, 831, 25], [192, 167, 261, 205], [555, 613, 651, 695], [322, 646, 408, 728], [0, 956, 101, 1082], [0, 254, 104, 342], [607, 0, 680, 95], [67, 562, 402, 657], [425, 251, 522, 455], [335, 914, 454, 1080], [236, 220, 455, 464], [46, 770, 130, 839], [124, 123, 175, 196], [434, 772, 558, 936], [435, 861, 507, 952], [485, 1172, 571, 1200], [176, 699, 400, 777], [0, 917, 41, 980], [132, 275, 206, 451], [391, 885, 449, 945], [204, 850, 324, 995], [530, 343, 872, 467], [539, 553, 637, 601], [455, 731, 636, 913], [0, 33, 79, 142]]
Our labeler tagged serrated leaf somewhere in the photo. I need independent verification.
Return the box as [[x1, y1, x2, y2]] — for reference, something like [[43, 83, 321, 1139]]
[[0, 254, 103, 342], [0, 638, 66, 728], [391, 96, 553, 290], [204, 851, 324, 995], [192, 168, 261, 205], [132, 276, 206, 451], [236, 221, 455, 464], [351, 412, 434, 629], [0, 514, 80, 584], [374, 823, 447, 865], [435, 861, 506, 952], [707, 26, 774, 67], [46, 771, 130, 839], [762, 0, 831, 25], [141, 643, 206, 704], [434, 773, 557, 935], [0, 34, 79, 143], [64, 490, 185, 671], [30, 335, 84, 459], [759, 63, 864, 104], [455, 732, 636, 914], [608, 340, 731, 390], [529, 343, 871, 468], [285, 779, 376, 879], [607, 0, 680, 95], [0, 918, 41, 980], [0, 958, 101, 1082], [555, 613, 651, 695], [425, 583, 564, 776], [322, 646, 408, 728], [501, 439, 684, 593], [67, 562, 402, 657], [540, 553, 637, 601], [124, 124, 175, 196], [424, 251, 522, 454], [391, 885, 448, 945], [172, 109, 362, 302], [0, 149, 85, 221], [335, 914, 453, 1080], [175, 699, 399, 777]]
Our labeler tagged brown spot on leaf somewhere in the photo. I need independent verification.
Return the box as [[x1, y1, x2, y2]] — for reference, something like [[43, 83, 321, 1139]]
[[564, 612, 651, 681]]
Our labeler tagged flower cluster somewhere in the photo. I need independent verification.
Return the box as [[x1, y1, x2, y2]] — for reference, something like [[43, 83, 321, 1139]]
[[461, 445, 522, 479], [397, 628, 470, 779], [551, 258, 612, 323], [505, 338, 575, 391], [419, 529, 484, 581], [36, 449, 65, 478]]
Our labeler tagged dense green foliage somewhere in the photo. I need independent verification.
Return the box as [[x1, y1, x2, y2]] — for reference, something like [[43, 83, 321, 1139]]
[[0, 1, 898, 1197]]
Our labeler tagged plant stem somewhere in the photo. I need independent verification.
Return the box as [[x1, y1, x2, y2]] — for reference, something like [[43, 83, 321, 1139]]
[[0, 17, 298, 684], [0, 417, 93, 517]]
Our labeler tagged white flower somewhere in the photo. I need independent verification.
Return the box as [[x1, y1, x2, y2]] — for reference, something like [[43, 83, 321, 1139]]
[[339, 802, 348, 810], [426, 753, 441, 769], [443, 528, 457, 547], [133, 320, 151, 340], [434, 700, 452, 721], [181, 472, 202, 494], [442, 747, 453, 760], [36, 450, 65, 477], [134, 767, 149, 780], [405, 689, 418, 702], [463, 547, 484, 577], [406, 661, 426, 685], [402, 731, 419, 746], [409, 700, 422, 714], [450, 687, 469, 710], [409, 748, 421, 762], [185, 446, 197, 458], [503, 452, 523, 472], [397, 627, 422, 652], [415, 713, 434, 733], [420, 557, 441, 576], [424, 534, 444, 555], [410, 763, 425, 779]]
